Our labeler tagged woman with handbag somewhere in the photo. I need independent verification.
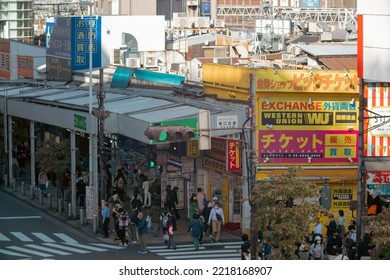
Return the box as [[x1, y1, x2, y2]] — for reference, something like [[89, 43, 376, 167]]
[[207, 202, 225, 243]]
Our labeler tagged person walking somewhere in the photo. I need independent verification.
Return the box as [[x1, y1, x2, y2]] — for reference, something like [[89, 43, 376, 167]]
[[113, 168, 127, 201], [137, 211, 148, 254], [150, 193, 162, 237], [128, 205, 139, 244], [166, 208, 177, 250], [142, 175, 151, 208], [38, 169, 48, 197], [172, 186, 181, 219], [200, 201, 212, 240], [208, 202, 225, 242], [188, 213, 204, 251], [337, 209, 346, 241], [196, 187, 207, 213], [240, 234, 251, 260], [188, 193, 198, 222], [111, 203, 122, 242], [346, 224, 357, 260], [309, 235, 324, 260], [101, 201, 110, 238], [117, 208, 129, 247]]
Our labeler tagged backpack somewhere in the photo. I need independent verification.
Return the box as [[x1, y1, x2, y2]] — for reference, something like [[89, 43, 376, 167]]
[[203, 195, 208, 207], [162, 214, 169, 228]]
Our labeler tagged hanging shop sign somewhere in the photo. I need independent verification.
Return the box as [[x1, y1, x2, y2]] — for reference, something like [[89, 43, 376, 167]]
[[226, 139, 241, 171], [366, 170, 390, 195]]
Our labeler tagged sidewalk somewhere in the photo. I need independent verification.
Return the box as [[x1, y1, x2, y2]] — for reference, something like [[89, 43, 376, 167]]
[[0, 178, 242, 246]]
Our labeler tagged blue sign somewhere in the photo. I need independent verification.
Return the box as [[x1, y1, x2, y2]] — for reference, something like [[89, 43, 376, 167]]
[[46, 17, 72, 58], [301, 0, 319, 8], [201, 1, 211, 14], [368, 184, 390, 195], [71, 16, 102, 71]]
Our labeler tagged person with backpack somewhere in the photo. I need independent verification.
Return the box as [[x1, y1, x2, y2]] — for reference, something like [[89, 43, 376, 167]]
[[160, 207, 170, 243]]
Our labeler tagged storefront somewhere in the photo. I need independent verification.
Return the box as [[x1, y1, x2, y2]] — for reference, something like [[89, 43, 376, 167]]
[[203, 137, 243, 225]]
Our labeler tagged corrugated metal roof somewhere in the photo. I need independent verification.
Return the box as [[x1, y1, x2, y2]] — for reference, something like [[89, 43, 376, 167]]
[[287, 35, 320, 44], [132, 105, 200, 123], [297, 44, 357, 57], [319, 57, 357, 70]]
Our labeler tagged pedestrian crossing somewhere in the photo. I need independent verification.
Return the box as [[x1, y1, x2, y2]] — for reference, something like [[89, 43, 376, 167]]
[[0, 231, 126, 259], [147, 241, 242, 260]]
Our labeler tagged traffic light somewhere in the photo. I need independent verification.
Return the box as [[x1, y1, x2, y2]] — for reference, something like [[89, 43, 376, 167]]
[[147, 151, 157, 168], [144, 126, 195, 142]]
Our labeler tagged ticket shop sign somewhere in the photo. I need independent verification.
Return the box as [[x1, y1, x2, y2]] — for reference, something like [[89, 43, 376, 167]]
[[259, 130, 358, 164], [226, 139, 241, 171]]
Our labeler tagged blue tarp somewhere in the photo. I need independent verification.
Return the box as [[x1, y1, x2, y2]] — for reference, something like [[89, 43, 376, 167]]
[[111, 68, 133, 88], [134, 69, 185, 86]]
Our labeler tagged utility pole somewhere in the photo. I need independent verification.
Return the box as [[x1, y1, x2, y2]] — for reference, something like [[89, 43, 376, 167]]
[[249, 72, 258, 259], [93, 69, 109, 203], [356, 78, 365, 244]]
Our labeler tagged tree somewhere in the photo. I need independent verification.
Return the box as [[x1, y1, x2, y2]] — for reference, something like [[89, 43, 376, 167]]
[[35, 139, 71, 179], [363, 206, 390, 259], [252, 167, 325, 259]]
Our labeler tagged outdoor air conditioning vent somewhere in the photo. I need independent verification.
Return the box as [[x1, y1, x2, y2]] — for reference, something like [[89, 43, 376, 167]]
[[126, 58, 140, 68], [214, 19, 225, 28], [113, 49, 121, 64], [145, 56, 157, 67], [178, 18, 188, 28], [197, 17, 210, 28], [213, 57, 232, 65], [282, 54, 295, 60]]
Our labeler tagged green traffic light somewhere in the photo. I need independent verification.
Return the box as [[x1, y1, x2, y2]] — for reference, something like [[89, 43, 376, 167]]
[[149, 160, 156, 168], [158, 131, 168, 141]]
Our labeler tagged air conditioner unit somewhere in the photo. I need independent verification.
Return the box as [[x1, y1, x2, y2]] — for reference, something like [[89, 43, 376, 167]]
[[196, 17, 210, 28], [282, 54, 295, 60], [187, 0, 198, 6], [144, 56, 157, 67], [214, 19, 225, 28], [177, 17, 188, 28], [126, 58, 140, 68], [173, 12, 187, 20], [213, 57, 232, 65], [113, 49, 121, 65]]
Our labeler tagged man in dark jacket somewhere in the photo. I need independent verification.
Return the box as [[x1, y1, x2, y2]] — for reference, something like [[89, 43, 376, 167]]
[[188, 213, 204, 251]]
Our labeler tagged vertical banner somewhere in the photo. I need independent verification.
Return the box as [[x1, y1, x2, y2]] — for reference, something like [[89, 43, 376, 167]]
[[226, 139, 241, 171], [85, 185, 97, 220]]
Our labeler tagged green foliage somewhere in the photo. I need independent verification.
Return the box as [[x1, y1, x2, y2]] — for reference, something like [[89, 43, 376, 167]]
[[252, 167, 324, 259], [363, 207, 390, 259], [35, 139, 71, 178]]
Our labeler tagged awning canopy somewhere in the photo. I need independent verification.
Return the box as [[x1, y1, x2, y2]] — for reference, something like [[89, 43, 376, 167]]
[[0, 83, 248, 144]]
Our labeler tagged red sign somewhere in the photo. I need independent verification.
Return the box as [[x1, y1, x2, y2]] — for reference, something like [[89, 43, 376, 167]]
[[226, 139, 240, 171], [366, 171, 390, 184]]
